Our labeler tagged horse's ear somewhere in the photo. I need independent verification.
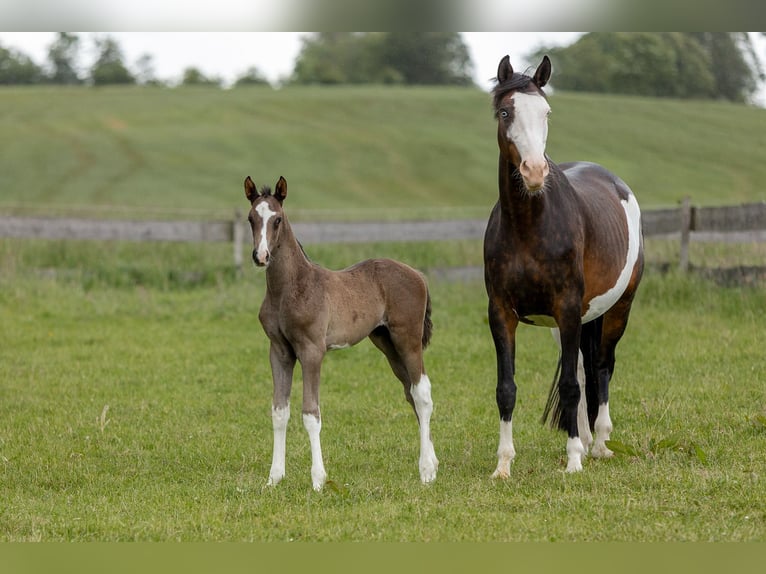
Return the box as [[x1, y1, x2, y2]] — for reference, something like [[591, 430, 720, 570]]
[[244, 176, 258, 203], [533, 55, 552, 88], [497, 55, 513, 84], [274, 176, 287, 204]]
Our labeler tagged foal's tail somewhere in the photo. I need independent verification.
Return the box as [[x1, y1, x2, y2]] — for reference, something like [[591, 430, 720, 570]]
[[422, 289, 433, 349]]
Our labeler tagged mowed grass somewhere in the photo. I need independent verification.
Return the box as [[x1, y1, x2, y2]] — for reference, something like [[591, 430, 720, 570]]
[[1, 240, 764, 541], [1, 85, 766, 221]]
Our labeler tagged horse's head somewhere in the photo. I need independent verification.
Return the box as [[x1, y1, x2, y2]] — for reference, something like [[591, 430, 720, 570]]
[[493, 55, 552, 194], [244, 175, 287, 267]]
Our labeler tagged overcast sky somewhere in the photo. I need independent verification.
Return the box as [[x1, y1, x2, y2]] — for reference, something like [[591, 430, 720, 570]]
[[0, 32, 583, 89]]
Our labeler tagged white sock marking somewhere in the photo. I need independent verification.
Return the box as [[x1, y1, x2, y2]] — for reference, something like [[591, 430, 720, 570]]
[[303, 413, 326, 491], [268, 404, 289, 486], [566, 436, 585, 472], [492, 419, 516, 479], [591, 403, 614, 458], [411, 374, 438, 483]]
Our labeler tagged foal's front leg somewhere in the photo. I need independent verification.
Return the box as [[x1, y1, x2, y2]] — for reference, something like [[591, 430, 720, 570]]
[[267, 341, 295, 487], [298, 345, 327, 491]]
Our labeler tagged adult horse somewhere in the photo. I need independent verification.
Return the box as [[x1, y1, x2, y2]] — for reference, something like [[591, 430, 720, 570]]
[[245, 175, 438, 490], [484, 55, 644, 475]]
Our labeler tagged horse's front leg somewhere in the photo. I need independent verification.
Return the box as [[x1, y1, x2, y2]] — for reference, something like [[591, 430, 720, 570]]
[[557, 314, 586, 473], [267, 340, 295, 487], [298, 345, 327, 491], [488, 298, 518, 479]]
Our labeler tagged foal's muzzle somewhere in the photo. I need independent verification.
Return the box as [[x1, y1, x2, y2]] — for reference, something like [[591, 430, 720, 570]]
[[253, 249, 270, 267]]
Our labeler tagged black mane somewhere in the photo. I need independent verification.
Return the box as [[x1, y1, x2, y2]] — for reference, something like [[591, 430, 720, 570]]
[[491, 70, 545, 111]]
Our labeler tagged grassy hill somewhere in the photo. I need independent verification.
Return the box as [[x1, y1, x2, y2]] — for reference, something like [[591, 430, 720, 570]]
[[1, 85, 765, 220]]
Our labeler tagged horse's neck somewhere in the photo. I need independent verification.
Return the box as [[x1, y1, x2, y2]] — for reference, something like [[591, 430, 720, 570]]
[[265, 219, 312, 291], [497, 156, 545, 222]]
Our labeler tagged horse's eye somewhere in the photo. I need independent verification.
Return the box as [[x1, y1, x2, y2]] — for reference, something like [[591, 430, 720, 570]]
[[274, 217, 282, 228], [499, 109, 509, 119]]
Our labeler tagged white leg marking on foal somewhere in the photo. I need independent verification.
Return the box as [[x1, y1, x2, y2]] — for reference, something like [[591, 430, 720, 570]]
[[302, 413, 327, 491], [268, 405, 290, 486], [576, 350, 593, 454], [492, 419, 515, 479], [411, 374, 438, 483], [591, 403, 614, 458], [566, 436, 586, 473]]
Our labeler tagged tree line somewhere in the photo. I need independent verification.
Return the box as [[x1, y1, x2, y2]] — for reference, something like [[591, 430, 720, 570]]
[[1, 32, 763, 103]]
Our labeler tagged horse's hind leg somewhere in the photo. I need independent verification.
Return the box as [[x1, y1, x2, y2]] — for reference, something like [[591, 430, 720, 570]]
[[591, 302, 635, 458], [369, 327, 438, 483]]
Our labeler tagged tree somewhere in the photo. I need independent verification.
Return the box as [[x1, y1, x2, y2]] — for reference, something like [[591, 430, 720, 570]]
[[378, 33, 473, 86], [134, 53, 164, 86], [90, 36, 135, 86], [233, 66, 271, 87], [180, 67, 221, 87], [536, 32, 761, 102], [46, 32, 82, 85], [0, 43, 44, 84], [290, 32, 474, 86]]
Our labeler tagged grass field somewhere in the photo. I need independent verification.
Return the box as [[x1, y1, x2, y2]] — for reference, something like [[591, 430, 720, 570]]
[[1, 84, 764, 542], [1, 239, 764, 541], [2, 85, 766, 221]]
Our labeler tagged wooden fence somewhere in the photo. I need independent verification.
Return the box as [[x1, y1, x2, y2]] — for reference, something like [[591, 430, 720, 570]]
[[1, 200, 764, 271]]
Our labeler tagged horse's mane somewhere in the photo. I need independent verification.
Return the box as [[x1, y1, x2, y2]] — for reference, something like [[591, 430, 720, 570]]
[[259, 185, 272, 196], [491, 68, 545, 112]]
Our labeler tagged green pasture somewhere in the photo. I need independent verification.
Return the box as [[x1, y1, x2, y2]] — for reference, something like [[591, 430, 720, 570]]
[[0, 239, 764, 541], [1, 85, 766, 221], [1, 84, 765, 542]]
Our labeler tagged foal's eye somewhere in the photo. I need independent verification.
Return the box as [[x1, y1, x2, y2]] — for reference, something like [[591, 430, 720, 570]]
[[274, 217, 282, 227]]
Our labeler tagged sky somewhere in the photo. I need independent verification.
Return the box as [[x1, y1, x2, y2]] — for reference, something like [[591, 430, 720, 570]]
[[0, 32, 583, 90]]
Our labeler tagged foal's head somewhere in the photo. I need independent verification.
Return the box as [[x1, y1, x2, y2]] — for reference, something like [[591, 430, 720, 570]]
[[244, 175, 287, 267], [492, 55, 552, 194]]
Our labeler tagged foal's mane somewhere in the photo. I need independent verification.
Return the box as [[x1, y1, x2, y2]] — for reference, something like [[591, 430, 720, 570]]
[[258, 185, 272, 197], [491, 68, 546, 113]]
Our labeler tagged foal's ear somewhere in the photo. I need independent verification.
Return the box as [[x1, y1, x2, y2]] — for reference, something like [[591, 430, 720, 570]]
[[497, 55, 513, 84], [533, 55, 552, 88], [244, 176, 258, 203], [274, 176, 287, 204]]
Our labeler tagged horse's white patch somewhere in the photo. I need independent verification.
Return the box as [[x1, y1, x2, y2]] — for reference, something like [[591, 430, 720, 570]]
[[492, 419, 515, 479], [255, 201, 276, 262], [582, 193, 641, 323], [411, 373, 438, 483], [302, 413, 326, 491], [508, 92, 550, 169], [268, 404, 290, 486]]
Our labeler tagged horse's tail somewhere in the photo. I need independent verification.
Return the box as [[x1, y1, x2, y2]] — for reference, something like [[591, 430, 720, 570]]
[[422, 288, 433, 349], [541, 354, 563, 428], [541, 318, 603, 430]]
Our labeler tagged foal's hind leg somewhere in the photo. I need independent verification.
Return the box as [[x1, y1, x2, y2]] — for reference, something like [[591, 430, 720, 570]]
[[369, 328, 438, 483]]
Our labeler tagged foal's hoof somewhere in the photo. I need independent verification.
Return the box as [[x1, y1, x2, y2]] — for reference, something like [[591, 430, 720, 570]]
[[590, 442, 614, 459], [420, 457, 439, 484]]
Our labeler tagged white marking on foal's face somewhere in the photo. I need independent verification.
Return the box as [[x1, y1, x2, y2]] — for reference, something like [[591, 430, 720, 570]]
[[254, 200, 277, 265]]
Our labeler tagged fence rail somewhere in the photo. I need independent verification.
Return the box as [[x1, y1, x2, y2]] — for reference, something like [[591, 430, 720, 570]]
[[1, 201, 764, 271]]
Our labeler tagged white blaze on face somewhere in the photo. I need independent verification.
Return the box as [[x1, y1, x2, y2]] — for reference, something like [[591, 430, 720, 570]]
[[255, 201, 276, 264], [509, 92, 551, 189]]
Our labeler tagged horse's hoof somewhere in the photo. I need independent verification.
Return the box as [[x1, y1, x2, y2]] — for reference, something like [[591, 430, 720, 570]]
[[590, 443, 614, 459], [491, 466, 511, 479]]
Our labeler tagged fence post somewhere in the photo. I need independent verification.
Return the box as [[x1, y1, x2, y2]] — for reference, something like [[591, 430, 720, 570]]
[[679, 196, 692, 272], [233, 208, 244, 275]]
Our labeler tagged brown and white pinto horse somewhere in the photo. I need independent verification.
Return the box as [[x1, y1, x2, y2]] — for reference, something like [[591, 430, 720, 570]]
[[245, 175, 438, 490], [484, 55, 644, 474]]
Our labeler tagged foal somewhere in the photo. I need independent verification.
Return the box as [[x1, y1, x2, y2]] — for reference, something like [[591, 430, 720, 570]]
[[245, 175, 438, 490]]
